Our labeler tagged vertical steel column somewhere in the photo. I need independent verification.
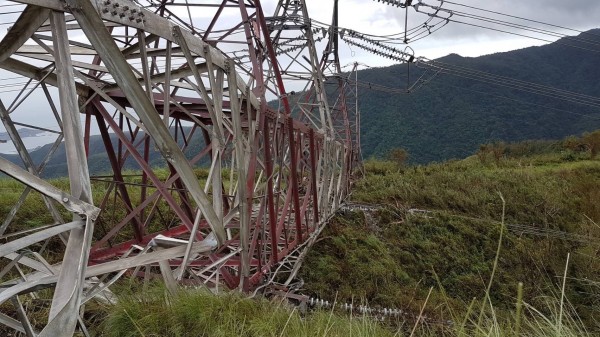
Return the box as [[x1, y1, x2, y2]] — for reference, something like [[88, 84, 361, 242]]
[[42, 10, 95, 337], [264, 119, 278, 262], [254, 0, 292, 114], [287, 117, 303, 243], [308, 128, 319, 227], [228, 59, 250, 290]]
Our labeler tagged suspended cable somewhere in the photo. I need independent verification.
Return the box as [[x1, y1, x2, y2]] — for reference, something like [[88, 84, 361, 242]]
[[448, 10, 600, 50], [435, 78, 600, 121], [416, 58, 600, 109], [415, 1, 600, 54], [439, 0, 600, 38], [422, 58, 600, 103]]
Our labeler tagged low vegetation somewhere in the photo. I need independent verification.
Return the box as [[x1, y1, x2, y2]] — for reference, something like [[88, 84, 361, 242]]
[[2, 133, 600, 336], [96, 284, 395, 337], [300, 133, 600, 334]]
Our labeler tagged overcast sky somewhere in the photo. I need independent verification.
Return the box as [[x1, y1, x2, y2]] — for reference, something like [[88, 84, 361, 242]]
[[1, 0, 599, 150], [299, 0, 600, 67]]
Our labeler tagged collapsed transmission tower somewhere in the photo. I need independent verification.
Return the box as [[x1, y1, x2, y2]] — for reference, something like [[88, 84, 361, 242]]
[[0, 0, 365, 335]]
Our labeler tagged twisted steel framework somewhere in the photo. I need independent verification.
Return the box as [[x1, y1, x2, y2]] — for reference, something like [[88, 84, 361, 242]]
[[0, 0, 369, 335], [0, 0, 592, 334]]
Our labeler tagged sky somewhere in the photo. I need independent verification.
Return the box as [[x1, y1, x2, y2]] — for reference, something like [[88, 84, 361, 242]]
[[298, 0, 600, 68], [1, 0, 599, 151]]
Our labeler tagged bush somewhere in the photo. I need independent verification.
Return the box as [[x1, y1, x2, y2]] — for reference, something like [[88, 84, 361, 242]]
[[387, 148, 409, 167]]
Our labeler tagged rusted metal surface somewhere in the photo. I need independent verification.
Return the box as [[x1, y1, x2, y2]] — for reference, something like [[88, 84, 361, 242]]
[[0, 0, 361, 335]]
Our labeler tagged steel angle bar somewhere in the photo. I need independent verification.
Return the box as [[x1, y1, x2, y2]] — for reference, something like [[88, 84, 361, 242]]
[[177, 210, 203, 280], [75, 72, 146, 131], [0, 5, 49, 63], [0, 157, 99, 219], [89, 143, 214, 253], [0, 57, 88, 96], [40, 11, 96, 337], [0, 221, 83, 258], [11, 295, 36, 337], [1, 253, 57, 280], [172, 26, 225, 146], [0, 239, 218, 307], [91, 101, 195, 231], [92, 106, 144, 241], [227, 58, 252, 289], [66, 0, 226, 244], [0, 100, 65, 230], [83, 246, 142, 304], [0, 313, 26, 334]]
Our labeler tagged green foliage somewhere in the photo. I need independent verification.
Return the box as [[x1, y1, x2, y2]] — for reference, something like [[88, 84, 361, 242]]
[[354, 32, 600, 164], [97, 284, 395, 337], [388, 148, 409, 168], [582, 130, 600, 158], [301, 144, 600, 332]]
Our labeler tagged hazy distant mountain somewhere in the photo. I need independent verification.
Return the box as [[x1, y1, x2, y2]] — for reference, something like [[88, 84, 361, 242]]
[[0, 128, 46, 140], [1, 128, 207, 178]]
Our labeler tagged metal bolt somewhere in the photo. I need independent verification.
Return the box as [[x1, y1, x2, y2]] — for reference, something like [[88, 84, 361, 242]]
[[111, 10, 118, 15], [136, 18, 142, 23], [62, 197, 69, 203], [122, 5, 129, 10], [102, 8, 109, 13]]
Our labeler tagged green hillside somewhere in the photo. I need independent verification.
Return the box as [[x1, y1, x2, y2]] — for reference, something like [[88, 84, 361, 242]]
[[299, 134, 600, 333], [355, 29, 600, 163], [2, 135, 600, 336]]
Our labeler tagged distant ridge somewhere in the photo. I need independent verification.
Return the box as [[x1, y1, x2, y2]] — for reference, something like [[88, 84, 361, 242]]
[[0, 128, 206, 178], [3, 29, 600, 176], [355, 28, 600, 163]]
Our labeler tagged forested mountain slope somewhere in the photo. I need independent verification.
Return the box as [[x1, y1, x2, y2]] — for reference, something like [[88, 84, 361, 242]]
[[356, 29, 600, 163]]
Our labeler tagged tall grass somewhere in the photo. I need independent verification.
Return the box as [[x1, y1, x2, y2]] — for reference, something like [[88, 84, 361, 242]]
[[93, 283, 594, 337], [302, 152, 600, 333], [97, 284, 395, 337]]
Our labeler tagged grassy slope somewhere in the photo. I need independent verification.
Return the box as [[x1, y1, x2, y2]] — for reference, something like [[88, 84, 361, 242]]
[[300, 141, 600, 333], [95, 284, 395, 337], [3, 138, 600, 336]]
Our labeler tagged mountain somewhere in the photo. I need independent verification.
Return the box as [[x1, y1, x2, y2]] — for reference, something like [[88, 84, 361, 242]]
[[3, 29, 600, 176], [1, 128, 207, 178], [0, 128, 46, 139], [355, 29, 600, 163]]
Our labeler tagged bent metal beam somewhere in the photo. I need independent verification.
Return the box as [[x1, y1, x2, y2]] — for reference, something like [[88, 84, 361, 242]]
[[0, 0, 359, 335]]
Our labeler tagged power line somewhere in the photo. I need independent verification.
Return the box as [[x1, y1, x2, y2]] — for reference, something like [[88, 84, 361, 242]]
[[440, 0, 600, 38], [434, 78, 600, 121], [415, 1, 600, 54], [416, 58, 600, 109], [423, 58, 600, 103], [406, 208, 600, 245]]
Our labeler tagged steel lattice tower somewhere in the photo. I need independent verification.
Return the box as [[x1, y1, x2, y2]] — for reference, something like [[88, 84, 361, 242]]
[[0, 0, 360, 335]]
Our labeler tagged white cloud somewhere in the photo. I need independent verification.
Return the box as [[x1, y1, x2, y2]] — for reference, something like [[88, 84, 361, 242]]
[[299, 0, 600, 66]]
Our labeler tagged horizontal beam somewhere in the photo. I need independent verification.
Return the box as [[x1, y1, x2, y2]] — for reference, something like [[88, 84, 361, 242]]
[[0, 156, 99, 219]]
